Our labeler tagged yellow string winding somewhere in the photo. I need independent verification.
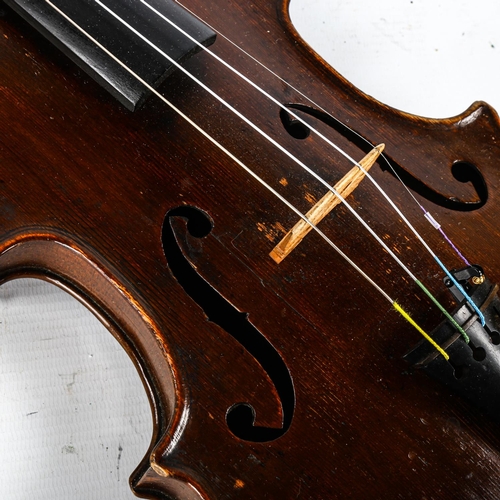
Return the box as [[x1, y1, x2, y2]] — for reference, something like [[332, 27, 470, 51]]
[[393, 302, 449, 361]]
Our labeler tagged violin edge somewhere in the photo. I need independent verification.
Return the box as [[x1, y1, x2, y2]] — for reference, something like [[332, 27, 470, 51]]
[[279, 0, 500, 131], [0, 229, 210, 499]]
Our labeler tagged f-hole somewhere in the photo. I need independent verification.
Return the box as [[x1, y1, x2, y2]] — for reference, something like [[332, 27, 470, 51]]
[[280, 103, 488, 211], [162, 206, 295, 442]]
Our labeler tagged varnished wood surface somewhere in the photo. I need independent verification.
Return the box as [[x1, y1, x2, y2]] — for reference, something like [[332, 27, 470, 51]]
[[270, 145, 383, 263], [2, 1, 500, 498]]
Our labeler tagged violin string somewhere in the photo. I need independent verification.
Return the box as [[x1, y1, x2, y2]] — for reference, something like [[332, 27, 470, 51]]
[[173, 0, 479, 316], [398, 189, 472, 267], [43, 0, 450, 359], [181, 0, 475, 270], [97, 0, 470, 341]]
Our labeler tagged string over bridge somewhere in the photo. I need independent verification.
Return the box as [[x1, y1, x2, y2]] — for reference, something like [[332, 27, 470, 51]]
[[270, 144, 384, 263]]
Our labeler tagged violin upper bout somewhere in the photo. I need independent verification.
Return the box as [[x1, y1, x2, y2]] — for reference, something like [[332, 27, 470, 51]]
[[453, 100, 500, 135]]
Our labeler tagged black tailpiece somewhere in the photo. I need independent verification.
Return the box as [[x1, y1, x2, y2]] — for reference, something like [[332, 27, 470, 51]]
[[405, 265, 500, 420]]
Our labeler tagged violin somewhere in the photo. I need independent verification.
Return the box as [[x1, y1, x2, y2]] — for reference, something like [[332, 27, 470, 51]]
[[2, 0, 500, 498]]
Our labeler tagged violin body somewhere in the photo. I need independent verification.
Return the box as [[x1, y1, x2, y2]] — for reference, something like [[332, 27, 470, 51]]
[[2, 1, 500, 498]]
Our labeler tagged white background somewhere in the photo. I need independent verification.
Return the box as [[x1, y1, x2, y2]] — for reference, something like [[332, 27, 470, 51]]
[[291, 0, 499, 117], [1, 1, 499, 498]]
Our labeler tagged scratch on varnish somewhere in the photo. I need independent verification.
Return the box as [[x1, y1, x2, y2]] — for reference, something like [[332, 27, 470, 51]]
[[256, 222, 287, 243], [256, 222, 275, 242], [279, 177, 288, 186], [304, 192, 317, 204], [273, 222, 287, 234], [270, 144, 384, 263]]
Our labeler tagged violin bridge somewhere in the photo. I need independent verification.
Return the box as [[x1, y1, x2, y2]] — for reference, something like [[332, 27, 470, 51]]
[[270, 144, 385, 264]]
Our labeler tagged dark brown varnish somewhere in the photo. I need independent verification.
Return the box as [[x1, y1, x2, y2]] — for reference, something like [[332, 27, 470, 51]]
[[2, 1, 500, 499]]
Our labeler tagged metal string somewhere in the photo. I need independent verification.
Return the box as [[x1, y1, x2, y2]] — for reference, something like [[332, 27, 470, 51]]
[[43, 0, 451, 358], [97, 0, 471, 340], [173, 0, 481, 321]]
